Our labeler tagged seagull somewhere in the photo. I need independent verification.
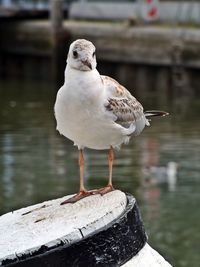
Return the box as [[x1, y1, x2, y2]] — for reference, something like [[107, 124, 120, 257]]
[[143, 162, 178, 191], [54, 39, 168, 204]]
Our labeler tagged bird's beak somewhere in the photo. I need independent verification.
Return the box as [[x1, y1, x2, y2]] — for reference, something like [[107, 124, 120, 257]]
[[82, 59, 92, 70]]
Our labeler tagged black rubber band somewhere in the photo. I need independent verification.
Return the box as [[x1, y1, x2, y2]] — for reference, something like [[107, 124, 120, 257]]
[[2, 194, 147, 267]]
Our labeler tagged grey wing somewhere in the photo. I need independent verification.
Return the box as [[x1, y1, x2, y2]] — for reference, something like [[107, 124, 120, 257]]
[[102, 75, 148, 135], [105, 97, 146, 130]]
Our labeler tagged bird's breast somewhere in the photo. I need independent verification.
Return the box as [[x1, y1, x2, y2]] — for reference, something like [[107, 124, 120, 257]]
[[54, 74, 105, 141]]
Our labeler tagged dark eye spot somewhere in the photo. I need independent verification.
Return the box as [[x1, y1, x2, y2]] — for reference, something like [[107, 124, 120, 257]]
[[92, 51, 96, 57], [73, 50, 78, 58]]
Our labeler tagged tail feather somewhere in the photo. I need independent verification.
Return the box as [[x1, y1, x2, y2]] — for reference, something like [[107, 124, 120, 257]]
[[144, 110, 169, 118]]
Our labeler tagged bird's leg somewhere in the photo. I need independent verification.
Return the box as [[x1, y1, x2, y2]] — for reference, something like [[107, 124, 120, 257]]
[[98, 146, 115, 195], [61, 149, 93, 205], [108, 146, 114, 188], [79, 149, 87, 193]]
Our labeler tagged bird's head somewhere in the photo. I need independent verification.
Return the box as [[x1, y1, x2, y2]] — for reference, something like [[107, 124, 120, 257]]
[[67, 39, 97, 71]]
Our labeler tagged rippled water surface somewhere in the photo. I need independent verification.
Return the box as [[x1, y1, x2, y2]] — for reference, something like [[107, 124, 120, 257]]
[[0, 79, 200, 267]]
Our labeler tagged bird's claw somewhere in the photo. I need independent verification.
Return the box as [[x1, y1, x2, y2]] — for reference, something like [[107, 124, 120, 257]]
[[96, 185, 115, 196], [60, 185, 115, 205], [60, 189, 100, 205]]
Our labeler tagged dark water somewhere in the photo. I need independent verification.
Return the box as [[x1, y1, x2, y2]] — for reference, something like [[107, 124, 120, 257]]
[[0, 79, 200, 267]]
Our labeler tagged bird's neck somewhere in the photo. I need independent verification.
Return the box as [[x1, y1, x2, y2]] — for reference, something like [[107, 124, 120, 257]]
[[64, 65, 101, 85], [63, 65, 104, 103]]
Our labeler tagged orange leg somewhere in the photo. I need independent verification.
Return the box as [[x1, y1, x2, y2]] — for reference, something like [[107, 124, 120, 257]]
[[108, 146, 114, 187], [61, 149, 94, 204], [98, 146, 115, 195], [79, 149, 87, 193]]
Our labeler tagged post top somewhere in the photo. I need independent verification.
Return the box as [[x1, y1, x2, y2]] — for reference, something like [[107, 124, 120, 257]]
[[0, 190, 127, 265]]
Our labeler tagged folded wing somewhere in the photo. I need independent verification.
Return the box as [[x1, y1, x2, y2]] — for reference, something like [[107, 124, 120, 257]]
[[102, 76, 147, 132]]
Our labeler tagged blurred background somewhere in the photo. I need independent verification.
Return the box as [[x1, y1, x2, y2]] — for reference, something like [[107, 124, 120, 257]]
[[0, 1, 200, 266]]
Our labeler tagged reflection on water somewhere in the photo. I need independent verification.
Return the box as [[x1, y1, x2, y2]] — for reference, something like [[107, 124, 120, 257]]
[[0, 79, 200, 267]]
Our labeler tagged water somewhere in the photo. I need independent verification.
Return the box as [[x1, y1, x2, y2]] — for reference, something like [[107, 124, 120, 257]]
[[0, 78, 200, 267]]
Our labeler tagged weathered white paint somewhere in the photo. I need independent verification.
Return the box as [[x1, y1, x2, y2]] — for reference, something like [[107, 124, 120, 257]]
[[0, 190, 127, 265], [0, 190, 172, 266], [69, 1, 200, 24], [122, 243, 172, 267], [69, 2, 138, 20]]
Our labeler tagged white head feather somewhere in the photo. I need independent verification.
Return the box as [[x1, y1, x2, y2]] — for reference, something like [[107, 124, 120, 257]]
[[67, 39, 97, 71]]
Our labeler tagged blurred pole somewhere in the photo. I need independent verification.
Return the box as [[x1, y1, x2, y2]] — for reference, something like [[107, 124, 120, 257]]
[[171, 41, 191, 115], [50, 0, 63, 35], [50, 0, 67, 86]]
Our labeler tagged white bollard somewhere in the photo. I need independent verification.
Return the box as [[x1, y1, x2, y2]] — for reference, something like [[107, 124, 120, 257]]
[[0, 191, 172, 266]]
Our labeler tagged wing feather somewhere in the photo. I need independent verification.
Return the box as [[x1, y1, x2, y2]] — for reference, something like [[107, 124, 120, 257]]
[[102, 75, 144, 127]]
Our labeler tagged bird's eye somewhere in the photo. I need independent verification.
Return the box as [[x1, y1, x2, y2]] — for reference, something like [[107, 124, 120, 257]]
[[73, 50, 78, 58], [92, 51, 96, 57]]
